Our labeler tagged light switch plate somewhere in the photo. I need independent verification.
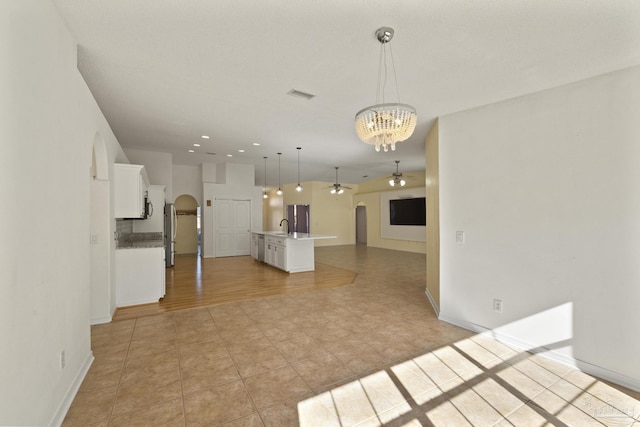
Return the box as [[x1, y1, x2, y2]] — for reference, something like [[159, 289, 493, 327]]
[[455, 230, 465, 243]]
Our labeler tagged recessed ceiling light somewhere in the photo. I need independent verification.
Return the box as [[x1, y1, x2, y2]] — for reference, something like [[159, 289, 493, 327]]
[[238, 149, 245, 153], [227, 154, 232, 157], [188, 149, 195, 153], [201, 135, 210, 139], [193, 143, 200, 147], [252, 142, 260, 146]]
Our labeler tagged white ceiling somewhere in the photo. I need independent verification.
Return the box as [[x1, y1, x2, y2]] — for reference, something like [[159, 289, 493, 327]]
[[52, 0, 640, 187]]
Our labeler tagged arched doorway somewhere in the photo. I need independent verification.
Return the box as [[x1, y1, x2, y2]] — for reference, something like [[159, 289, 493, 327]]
[[175, 194, 200, 255], [355, 204, 367, 245]]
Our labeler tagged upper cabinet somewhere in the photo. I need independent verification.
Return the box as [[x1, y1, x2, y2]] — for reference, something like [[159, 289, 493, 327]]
[[114, 163, 150, 219]]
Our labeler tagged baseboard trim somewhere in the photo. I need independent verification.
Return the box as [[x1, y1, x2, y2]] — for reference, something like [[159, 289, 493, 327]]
[[424, 289, 439, 317], [48, 351, 94, 427], [438, 314, 640, 393], [90, 315, 112, 325]]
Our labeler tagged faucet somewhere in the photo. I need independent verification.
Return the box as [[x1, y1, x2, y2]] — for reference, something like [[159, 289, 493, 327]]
[[279, 218, 289, 232]]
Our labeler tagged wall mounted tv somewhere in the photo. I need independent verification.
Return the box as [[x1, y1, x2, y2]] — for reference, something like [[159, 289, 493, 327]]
[[389, 197, 426, 226]]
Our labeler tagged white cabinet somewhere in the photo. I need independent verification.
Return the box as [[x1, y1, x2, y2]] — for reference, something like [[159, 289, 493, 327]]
[[265, 236, 287, 270], [251, 233, 259, 259], [114, 163, 150, 219], [116, 247, 165, 306]]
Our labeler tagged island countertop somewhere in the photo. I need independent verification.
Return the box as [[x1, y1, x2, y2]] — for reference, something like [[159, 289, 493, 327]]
[[253, 231, 336, 240]]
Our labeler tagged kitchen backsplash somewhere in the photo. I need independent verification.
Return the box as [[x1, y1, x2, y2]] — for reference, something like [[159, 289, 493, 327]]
[[116, 219, 133, 235], [125, 232, 163, 242], [116, 219, 162, 248]]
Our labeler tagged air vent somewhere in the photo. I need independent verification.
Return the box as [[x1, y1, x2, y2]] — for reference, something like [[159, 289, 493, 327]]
[[287, 89, 316, 100], [206, 152, 216, 155]]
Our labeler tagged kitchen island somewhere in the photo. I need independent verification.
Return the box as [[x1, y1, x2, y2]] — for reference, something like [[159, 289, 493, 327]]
[[251, 231, 336, 273]]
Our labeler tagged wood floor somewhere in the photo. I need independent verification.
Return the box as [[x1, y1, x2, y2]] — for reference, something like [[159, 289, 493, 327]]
[[112, 254, 357, 321]]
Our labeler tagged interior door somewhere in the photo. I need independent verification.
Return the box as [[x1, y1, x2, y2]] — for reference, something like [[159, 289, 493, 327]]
[[233, 200, 251, 255], [214, 199, 251, 257]]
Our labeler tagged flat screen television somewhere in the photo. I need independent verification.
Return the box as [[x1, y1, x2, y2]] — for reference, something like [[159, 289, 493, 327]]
[[389, 197, 426, 226]]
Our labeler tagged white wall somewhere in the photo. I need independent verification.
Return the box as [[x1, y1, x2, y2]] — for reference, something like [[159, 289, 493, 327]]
[[0, 1, 126, 424], [439, 65, 640, 390], [124, 148, 173, 201], [202, 163, 263, 257], [90, 177, 112, 323], [173, 164, 203, 206]]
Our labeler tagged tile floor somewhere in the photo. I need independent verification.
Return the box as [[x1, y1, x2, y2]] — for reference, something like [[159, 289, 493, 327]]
[[63, 245, 640, 426]]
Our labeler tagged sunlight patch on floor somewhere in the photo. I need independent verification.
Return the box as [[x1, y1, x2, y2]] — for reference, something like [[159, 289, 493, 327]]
[[297, 333, 640, 426]]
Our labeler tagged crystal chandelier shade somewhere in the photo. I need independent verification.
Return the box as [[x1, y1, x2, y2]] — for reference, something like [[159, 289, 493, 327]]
[[355, 103, 417, 152], [355, 27, 417, 152]]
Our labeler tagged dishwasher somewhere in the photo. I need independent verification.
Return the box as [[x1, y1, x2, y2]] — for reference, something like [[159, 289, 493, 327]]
[[257, 234, 265, 262]]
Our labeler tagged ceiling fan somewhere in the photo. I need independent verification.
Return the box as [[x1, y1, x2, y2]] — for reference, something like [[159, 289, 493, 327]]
[[326, 167, 352, 194], [387, 160, 412, 187]]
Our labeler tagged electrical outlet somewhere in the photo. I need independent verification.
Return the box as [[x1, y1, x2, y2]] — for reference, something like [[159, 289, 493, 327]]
[[60, 350, 65, 370], [456, 230, 465, 243], [493, 299, 503, 313]]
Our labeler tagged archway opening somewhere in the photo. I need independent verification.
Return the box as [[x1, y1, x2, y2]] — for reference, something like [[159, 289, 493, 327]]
[[174, 194, 200, 256], [355, 204, 367, 245]]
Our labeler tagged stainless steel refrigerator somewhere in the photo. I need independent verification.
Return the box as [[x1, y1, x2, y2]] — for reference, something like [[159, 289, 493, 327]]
[[164, 203, 176, 267]]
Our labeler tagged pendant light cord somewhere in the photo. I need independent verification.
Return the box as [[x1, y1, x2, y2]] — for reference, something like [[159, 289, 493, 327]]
[[297, 148, 300, 184], [375, 37, 401, 104], [278, 153, 281, 189]]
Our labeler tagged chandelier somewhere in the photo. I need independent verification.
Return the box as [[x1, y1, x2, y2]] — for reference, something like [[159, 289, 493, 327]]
[[355, 27, 417, 152]]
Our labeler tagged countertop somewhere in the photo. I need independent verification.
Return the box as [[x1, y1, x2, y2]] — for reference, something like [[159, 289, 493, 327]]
[[116, 240, 164, 249], [253, 231, 337, 240]]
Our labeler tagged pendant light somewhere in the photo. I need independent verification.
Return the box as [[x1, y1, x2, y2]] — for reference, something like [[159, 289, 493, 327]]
[[276, 152, 283, 195], [295, 147, 303, 192], [262, 157, 268, 199], [355, 27, 417, 152]]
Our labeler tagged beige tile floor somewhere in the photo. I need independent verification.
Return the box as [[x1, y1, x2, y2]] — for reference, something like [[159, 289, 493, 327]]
[[63, 245, 640, 426]]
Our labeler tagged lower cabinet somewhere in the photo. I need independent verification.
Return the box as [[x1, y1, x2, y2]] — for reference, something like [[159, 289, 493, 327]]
[[116, 247, 165, 307], [251, 234, 259, 259], [264, 236, 287, 271]]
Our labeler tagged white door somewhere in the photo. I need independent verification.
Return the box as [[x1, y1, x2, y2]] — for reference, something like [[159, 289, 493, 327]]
[[214, 199, 251, 257], [233, 200, 251, 256]]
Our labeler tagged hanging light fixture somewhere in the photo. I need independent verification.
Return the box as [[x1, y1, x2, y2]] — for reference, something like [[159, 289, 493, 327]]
[[389, 160, 406, 187], [276, 152, 283, 195], [355, 27, 417, 152], [295, 147, 303, 192], [262, 157, 268, 199], [329, 167, 351, 194]]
